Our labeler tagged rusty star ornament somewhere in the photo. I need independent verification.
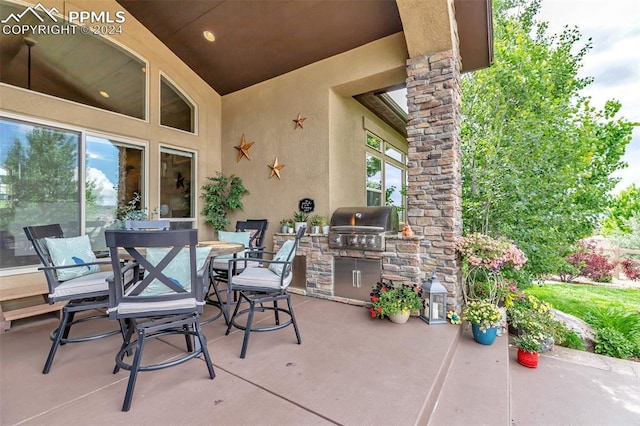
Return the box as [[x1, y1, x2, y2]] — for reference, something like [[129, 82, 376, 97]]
[[234, 134, 254, 162], [268, 157, 285, 179], [293, 113, 307, 129]]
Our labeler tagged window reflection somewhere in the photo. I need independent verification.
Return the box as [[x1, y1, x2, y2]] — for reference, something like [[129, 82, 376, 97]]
[[160, 149, 193, 218], [160, 76, 195, 133], [0, 0, 146, 119]]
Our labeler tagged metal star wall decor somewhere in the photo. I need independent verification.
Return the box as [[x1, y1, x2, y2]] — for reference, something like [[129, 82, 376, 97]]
[[293, 113, 307, 129], [234, 134, 254, 162], [268, 157, 285, 179]]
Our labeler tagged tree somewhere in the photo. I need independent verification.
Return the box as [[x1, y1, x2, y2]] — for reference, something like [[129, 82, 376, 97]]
[[460, 0, 636, 276], [601, 184, 640, 235]]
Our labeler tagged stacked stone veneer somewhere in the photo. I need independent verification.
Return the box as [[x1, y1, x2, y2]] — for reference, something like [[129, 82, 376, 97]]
[[273, 234, 423, 304], [405, 50, 463, 310]]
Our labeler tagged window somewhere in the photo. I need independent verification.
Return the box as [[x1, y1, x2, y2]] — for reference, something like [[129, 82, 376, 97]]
[[160, 148, 194, 219], [160, 76, 195, 133], [365, 132, 407, 219], [0, 0, 147, 119], [86, 135, 145, 251], [0, 115, 145, 269]]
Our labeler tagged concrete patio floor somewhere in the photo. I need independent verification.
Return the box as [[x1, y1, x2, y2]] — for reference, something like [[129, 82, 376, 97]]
[[1, 294, 639, 425]]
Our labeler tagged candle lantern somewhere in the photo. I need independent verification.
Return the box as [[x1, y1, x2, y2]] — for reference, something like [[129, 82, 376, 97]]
[[419, 271, 448, 324]]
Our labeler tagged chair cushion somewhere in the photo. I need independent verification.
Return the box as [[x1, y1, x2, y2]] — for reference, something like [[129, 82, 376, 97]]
[[233, 267, 292, 290], [50, 270, 111, 299], [268, 240, 296, 276], [141, 247, 211, 296], [215, 231, 251, 259], [45, 235, 101, 281], [114, 298, 199, 315]]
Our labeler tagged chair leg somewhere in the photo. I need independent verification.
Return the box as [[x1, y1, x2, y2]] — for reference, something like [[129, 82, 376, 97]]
[[194, 320, 216, 379], [43, 309, 71, 374], [287, 295, 302, 345], [273, 300, 280, 325], [114, 322, 135, 374], [225, 294, 243, 336], [240, 299, 256, 359], [59, 311, 75, 345], [184, 325, 193, 352], [122, 328, 145, 412]]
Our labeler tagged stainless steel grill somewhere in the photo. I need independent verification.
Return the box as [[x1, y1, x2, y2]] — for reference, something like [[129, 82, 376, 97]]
[[328, 206, 398, 251]]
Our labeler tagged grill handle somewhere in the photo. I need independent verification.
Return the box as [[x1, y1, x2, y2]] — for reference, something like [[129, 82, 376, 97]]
[[353, 270, 361, 288]]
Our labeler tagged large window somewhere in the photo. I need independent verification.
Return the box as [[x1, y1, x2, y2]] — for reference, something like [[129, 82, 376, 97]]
[[160, 147, 194, 219], [160, 76, 195, 133], [0, 115, 145, 269], [365, 132, 407, 218], [0, 0, 147, 119]]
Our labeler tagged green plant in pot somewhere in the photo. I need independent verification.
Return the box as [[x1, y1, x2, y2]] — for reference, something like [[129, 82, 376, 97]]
[[201, 172, 249, 230], [463, 300, 501, 332], [292, 211, 308, 232], [309, 215, 327, 234], [369, 281, 423, 323], [512, 332, 543, 368]]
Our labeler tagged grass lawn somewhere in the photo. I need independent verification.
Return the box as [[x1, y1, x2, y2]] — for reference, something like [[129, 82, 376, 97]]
[[526, 283, 640, 322]]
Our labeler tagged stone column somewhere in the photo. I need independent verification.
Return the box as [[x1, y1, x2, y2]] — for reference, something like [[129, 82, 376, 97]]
[[405, 50, 463, 309]]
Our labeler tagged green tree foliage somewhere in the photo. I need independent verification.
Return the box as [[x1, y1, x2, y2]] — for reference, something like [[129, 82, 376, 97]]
[[601, 184, 640, 235], [1, 129, 98, 228], [461, 0, 636, 276]]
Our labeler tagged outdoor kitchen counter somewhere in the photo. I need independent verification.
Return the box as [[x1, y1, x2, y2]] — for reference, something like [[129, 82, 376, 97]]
[[273, 233, 424, 305]]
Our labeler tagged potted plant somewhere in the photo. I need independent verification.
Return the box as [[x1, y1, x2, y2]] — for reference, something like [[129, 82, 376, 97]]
[[455, 233, 527, 305], [463, 300, 502, 345], [292, 211, 308, 233], [512, 333, 543, 368], [321, 216, 330, 235], [309, 215, 326, 234], [506, 293, 556, 352], [201, 172, 249, 230], [369, 281, 423, 323], [280, 219, 291, 233]]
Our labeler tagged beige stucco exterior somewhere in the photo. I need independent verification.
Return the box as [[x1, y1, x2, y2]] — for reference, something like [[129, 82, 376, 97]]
[[221, 33, 408, 244]]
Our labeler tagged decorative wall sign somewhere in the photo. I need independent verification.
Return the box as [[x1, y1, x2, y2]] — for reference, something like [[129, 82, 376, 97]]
[[268, 157, 285, 179], [234, 134, 254, 162], [293, 113, 307, 129], [299, 198, 315, 213]]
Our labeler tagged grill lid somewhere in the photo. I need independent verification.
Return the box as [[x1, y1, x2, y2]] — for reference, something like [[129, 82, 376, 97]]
[[329, 206, 399, 233]]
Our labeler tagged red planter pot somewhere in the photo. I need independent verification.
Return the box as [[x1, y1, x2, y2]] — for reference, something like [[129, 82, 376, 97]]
[[517, 348, 539, 368]]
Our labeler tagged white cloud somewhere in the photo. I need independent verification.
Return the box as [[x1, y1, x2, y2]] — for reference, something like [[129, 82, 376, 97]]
[[87, 167, 117, 206]]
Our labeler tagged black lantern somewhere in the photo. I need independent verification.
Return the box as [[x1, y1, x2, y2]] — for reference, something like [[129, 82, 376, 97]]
[[419, 271, 448, 324]]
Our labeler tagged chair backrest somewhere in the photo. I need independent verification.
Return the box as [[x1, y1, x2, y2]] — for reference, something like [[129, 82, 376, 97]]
[[235, 219, 268, 248], [104, 229, 207, 318], [124, 220, 171, 230], [23, 224, 64, 269]]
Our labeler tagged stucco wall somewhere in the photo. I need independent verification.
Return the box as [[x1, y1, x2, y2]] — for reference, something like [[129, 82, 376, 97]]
[[221, 33, 408, 248], [0, 0, 221, 285]]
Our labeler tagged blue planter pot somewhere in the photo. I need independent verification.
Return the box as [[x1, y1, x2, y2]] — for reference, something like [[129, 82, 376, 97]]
[[471, 324, 497, 345]]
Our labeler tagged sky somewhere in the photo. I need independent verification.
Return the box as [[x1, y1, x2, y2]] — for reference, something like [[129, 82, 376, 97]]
[[538, 0, 640, 194]]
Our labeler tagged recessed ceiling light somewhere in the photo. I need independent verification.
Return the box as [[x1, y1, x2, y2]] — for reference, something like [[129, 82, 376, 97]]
[[203, 30, 215, 42], [99, 90, 110, 98]]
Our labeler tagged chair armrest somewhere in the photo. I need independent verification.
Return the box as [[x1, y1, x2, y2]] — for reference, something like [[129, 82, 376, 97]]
[[38, 259, 112, 271]]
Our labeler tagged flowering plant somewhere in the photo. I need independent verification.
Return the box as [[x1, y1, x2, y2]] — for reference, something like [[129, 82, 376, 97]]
[[447, 311, 462, 325], [506, 293, 555, 341], [463, 301, 502, 332], [369, 281, 423, 319], [512, 333, 543, 353], [456, 233, 527, 305]]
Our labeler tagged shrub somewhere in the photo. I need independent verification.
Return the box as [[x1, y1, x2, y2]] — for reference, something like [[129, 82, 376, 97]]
[[594, 327, 636, 360], [564, 240, 616, 282], [620, 258, 640, 281]]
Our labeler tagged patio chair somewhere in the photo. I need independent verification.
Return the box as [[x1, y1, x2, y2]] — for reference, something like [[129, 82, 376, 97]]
[[225, 225, 304, 358], [104, 228, 215, 411], [23, 224, 121, 374], [206, 219, 268, 323]]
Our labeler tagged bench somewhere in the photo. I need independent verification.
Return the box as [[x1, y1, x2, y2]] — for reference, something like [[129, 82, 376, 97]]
[[0, 275, 65, 332]]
